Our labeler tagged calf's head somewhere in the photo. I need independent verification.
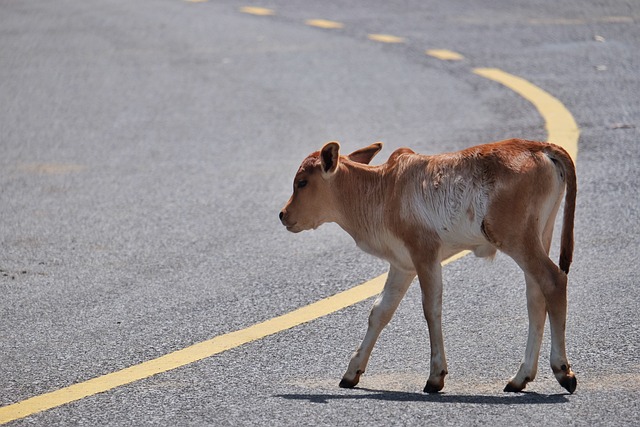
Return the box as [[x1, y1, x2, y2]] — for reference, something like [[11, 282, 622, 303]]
[[279, 141, 382, 233]]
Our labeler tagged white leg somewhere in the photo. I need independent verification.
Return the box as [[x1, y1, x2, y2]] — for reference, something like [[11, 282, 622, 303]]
[[340, 265, 415, 388], [507, 240, 577, 394], [505, 273, 546, 392], [546, 271, 576, 393], [417, 261, 447, 393]]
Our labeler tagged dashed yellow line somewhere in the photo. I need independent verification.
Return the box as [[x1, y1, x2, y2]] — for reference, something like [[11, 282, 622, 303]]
[[239, 6, 275, 16], [305, 19, 344, 29], [426, 49, 465, 61], [367, 33, 406, 43]]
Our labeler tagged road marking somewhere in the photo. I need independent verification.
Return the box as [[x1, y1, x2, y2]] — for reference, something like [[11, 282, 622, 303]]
[[599, 16, 634, 24], [473, 68, 579, 161], [0, 9, 582, 424], [305, 19, 344, 29], [0, 252, 468, 424], [239, 6, 275, 16], [528, 18, 586, 25], [367, 34, 406, 43], [528, 15, 635, 25], [18, 163, 86, 175], [426, 49, 465, 61]]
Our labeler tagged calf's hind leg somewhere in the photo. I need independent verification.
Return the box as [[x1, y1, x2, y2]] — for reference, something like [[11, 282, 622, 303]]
[[505, 216, 556, 392], [504, 273, 546, 392], [544, 262, 576, 393], [508, 242, 577, 394]]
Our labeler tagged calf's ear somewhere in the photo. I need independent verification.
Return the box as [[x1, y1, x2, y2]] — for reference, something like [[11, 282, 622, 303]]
[[347, 142, 383, 165], [320, 141, 340, 177]]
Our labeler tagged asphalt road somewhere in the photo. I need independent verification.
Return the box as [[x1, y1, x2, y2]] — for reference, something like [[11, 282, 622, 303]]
[[1, 0, 639, 425]]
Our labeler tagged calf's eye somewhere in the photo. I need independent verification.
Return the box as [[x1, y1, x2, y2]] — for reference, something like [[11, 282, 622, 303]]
[[297, 180, 308, 189]]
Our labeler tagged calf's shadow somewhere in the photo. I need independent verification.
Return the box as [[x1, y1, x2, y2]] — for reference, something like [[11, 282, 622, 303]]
[[276, 388, 569, 405]]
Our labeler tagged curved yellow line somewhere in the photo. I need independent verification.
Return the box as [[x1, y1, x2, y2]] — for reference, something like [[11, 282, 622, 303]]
[[473, 68, 579, 161], [0, 273, 384, 424]]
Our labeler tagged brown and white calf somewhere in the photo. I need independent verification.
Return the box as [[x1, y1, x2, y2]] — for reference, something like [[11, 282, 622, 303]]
[[279, 139, 577, 394]]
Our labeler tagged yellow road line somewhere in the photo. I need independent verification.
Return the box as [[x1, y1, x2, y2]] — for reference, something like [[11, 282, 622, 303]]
[[426, 49, 465, 61], [239, 6, 275, 16], [0, 252, 467, 424], [367, 34, 406, 43], [473, 68, 579, 161], [305, 19, 344, 29]]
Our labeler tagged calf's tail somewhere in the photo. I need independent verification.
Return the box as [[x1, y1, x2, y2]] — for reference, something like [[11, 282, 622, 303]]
[[546, 143, 577, 274]]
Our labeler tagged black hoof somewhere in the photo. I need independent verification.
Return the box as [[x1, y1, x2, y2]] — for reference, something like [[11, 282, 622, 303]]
[[503, 382, 524, 393], [423, 381, 443, 394], [560, 375, 577, 394], [339, 371, 362, 389], [339, 378, 356, 388]]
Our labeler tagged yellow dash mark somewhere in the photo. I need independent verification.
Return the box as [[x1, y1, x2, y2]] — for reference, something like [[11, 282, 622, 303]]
[[368, 34, 406, 43], [600, 16, 634, 24], [528, 18, 585, 25], [0, 251, 468, 424], [473, 68, 579, 162], [426, 49, 464, 61], [239, 6, 275, 16], [18, 163, 86, 175], [305, 19, 344, 29], [184, 0, 208, 3]]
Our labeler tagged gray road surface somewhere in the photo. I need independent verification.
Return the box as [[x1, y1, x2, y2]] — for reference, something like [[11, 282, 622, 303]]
[[1, 0, 639, 425]]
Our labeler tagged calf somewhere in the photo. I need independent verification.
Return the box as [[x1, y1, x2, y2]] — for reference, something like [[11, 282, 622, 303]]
[[279, 139, 577, 394]]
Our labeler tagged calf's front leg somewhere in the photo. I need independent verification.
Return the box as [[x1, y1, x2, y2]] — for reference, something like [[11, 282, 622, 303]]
[[417, 260, 448, 393], [339, 265, 416, 388]]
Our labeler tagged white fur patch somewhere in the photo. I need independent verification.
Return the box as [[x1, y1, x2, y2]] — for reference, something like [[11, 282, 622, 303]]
[[401, 163, 491, 254]]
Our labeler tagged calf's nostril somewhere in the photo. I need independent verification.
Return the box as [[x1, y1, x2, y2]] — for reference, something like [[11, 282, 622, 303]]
[[279, 211, 284, 221]]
